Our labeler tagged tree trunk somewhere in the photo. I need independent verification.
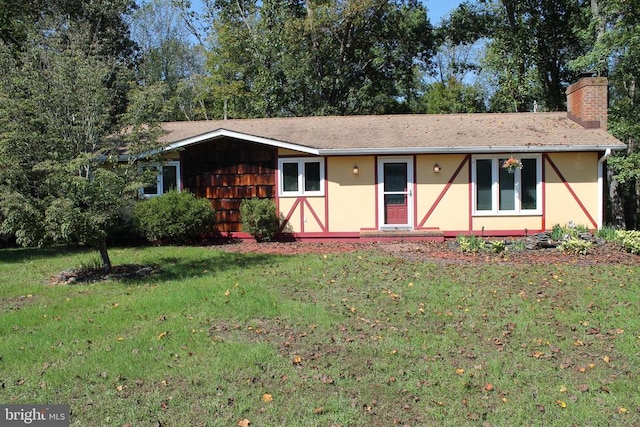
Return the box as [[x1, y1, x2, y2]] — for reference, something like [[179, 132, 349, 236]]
[[97, 239, 112, 272], [608, 167, 626, 229]]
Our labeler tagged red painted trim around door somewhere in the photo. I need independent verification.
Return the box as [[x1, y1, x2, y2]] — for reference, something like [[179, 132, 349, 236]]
[[543, 154, 597, 228], [418, 155, 470, 228], [324, 158, 329, 232], [541, 156, 546, 231], [467, 157, 473, 231], [374, 156, 379, 229], [413, 157, 418, 228]]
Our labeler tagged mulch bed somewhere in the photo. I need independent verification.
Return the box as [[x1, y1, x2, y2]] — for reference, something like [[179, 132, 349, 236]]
[[213, 240, 640, 266]]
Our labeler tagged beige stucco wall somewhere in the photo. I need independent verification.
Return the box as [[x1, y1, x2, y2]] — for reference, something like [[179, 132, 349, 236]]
[[326, 156, 376, 232], [274, 151, 601, 235], [416, 154, 470, 231], [278, 148, 305, 156], [544, 152, 599, 228], [471, 216, 543, 232]]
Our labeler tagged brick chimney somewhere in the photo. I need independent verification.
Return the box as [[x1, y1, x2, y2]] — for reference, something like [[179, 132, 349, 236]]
[[566, 76, 608, 130]]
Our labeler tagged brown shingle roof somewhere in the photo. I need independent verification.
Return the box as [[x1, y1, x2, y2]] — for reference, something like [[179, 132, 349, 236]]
[[157, 112, 626, 154]]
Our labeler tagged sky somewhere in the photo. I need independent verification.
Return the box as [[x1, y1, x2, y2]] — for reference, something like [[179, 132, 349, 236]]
[[424, 0, 465, 25]]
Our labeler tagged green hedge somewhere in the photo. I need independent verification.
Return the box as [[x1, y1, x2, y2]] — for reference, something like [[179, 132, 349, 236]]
[[240, 198, 280, 242], [133, 191, 216, 244]]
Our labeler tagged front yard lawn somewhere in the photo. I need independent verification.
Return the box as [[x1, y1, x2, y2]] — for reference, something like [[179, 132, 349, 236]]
[[1, 244, 639, 426]]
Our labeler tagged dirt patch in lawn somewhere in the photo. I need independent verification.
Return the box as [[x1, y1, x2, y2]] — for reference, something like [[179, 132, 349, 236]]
[[213, 240, 640, 266], [50, 264, 159, 285]]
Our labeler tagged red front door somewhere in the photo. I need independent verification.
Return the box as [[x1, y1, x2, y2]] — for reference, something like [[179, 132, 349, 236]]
[[382, 161, 410, 226]]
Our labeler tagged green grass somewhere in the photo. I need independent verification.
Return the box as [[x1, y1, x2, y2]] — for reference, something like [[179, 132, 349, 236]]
[[1, 245, 639, 426]]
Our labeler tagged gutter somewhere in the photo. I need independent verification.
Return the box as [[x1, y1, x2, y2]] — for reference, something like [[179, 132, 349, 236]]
[[319, 145, 626, 156], [597, 148, 612, 229]]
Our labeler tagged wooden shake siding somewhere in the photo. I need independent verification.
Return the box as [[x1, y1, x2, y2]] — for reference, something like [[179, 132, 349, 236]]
[[181, 138, 276, 232]]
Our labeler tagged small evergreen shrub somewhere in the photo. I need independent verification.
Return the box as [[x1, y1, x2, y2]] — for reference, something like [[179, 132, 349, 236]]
[[240, 198, 280, 242], [133, 191, 216, 244]]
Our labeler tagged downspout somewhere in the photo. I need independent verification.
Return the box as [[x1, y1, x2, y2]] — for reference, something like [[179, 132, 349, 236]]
[[597, 149, 612, 229]]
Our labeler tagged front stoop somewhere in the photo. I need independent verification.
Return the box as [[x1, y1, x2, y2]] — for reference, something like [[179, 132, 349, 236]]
[[359, 229, 445, 242]]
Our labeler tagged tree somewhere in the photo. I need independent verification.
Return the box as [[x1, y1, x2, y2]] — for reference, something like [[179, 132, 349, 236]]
[[131, 0, 210, 121], [571, 0, 640, 228], [421, 78, 486, 114], [441, 0, 587, 112], [0, 11, 159, 270], [204, 0, 436, 117]]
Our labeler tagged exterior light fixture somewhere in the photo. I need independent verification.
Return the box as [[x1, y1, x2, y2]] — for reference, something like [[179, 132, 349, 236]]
[[352, 164, 359, 175], [433, 163, 441, 173]]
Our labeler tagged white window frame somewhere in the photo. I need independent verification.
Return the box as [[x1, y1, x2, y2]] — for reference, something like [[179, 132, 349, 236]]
[[141, 161, 181, 198], [277, 157, 325, 197], [471, 154, 542, 216]]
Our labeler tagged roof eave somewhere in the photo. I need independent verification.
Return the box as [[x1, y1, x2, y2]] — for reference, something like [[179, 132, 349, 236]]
[[162, 129, 319, 155], [319, 144, 627, 156]]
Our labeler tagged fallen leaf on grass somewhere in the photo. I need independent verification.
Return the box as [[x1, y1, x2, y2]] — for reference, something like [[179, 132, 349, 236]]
[[619, 407, 628, 414], [292, 355, 302, 365], [455, 368, 465, 375], [262, 393, 273, 403], [483, 383, 494, 392], [313, 407, 324, 414], [556, 400, 567, 408], [237, 418, 250, 427]]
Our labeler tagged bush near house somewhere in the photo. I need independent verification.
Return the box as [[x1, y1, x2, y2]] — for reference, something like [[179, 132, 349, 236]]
[[240, 198, 280, 242], [614, 230, 640, 254], [132, 190, 216, 244]]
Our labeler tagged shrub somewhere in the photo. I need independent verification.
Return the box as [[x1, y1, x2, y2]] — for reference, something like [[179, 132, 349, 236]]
[[551, 222, 589, 240], [240, 198, 280, 242], [490, 240, 506, 253], [550, 224, 566, 240], [133, 191, 216, 244], [456, 234, 486, 254], [614, 230, 640, 254], [595, 224, 618, 241], [558, 238, 593, 255]]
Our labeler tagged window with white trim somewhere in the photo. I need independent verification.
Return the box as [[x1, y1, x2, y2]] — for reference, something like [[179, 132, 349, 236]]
[[472, 155, 541, 215], [142, 161, 181, 197], [278, 158, 324, 196]]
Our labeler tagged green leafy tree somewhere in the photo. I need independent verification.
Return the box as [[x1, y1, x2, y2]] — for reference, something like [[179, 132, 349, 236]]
[[131, 0, 210, 121], [204, 0, 436, 117], [571, 0, 640, 228], [421, 77, 486, 114], [441, 0, 587, 112], [0, 12, 159, 270]]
